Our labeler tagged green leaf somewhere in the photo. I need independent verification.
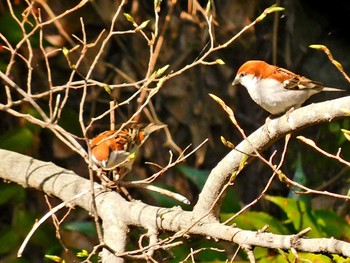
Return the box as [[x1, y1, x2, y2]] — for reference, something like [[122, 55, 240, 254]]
[[62, 47, 69, 56], [327, 122, 348, 145], [265, 196, 326, 237], [103, 85, 112, 95], [57, 107, 82, 136], [258, 252, 333, 263], [256, 4, 285, 22], [0, 8, 43, 47], [309, 44, 326, 50], [177, 165, 209, 189], [0, 11, 23, 44], [45, 255, 64, 262], [291, 252, 333, 262], [221, 211, 290, 235], [124, 13, 134, 23], [342, 128, 350, 142], [0, 127, 34, 153], [127, 151, 137, 161], [76, 249, 89, 258], [332, 254, 350, 263], [288, 154, 309, 204], [220, 136, 234, 148], [220, 188, 241, 213], [25, 107, 44, 133], [0, 184, 26, 205], [63, 221, 97, 238], [154, 64, 169, 78], [0, 228, 21, 254], [313, 210, 350, 239], [215, 59, 225, 65], [205, 0, 211, 13], [12, 208, 56, 250], [154, 0, 162, 9], [136, 20, 150, 31]]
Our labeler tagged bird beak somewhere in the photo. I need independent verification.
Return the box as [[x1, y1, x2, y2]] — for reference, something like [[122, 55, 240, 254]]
[[232, 76, 240, 86]]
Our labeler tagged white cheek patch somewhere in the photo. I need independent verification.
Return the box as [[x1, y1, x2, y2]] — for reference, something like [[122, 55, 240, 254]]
[[240, 75, 258, 91]]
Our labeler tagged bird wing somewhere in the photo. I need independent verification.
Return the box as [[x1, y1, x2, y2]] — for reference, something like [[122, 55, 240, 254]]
[[273, 66, 323, 91], [114, 129, 134, 151]]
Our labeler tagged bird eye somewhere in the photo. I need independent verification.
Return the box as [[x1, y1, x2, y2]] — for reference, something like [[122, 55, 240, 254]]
[[239, 72, 245, 78]]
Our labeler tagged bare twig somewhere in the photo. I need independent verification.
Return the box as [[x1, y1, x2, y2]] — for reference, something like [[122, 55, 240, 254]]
[[125, 183, 190, 204], [297, 136, 350, 167], [223, 134, 291, 224], [17, 187, 101, 257], [309, 44, 350, 83], [127, 138, 208, 185]]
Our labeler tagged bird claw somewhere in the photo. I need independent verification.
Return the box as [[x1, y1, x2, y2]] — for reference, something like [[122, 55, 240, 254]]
[[285, 107, 295, 120], [285, 107, 298, 130], [94, 169, 120, 190], [263, 114, 275, 137], [264, 115, 273, 126]]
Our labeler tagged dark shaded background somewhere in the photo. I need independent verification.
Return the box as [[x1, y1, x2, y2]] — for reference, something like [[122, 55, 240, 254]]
[[0, 0, 349, 261]]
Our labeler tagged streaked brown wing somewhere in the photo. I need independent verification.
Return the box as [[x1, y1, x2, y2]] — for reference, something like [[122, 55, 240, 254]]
[[274, 66, 323, 90], [114, 130, 133, 151]]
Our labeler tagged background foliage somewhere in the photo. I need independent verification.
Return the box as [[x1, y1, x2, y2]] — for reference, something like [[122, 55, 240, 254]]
[[0, 0, 349, 262]]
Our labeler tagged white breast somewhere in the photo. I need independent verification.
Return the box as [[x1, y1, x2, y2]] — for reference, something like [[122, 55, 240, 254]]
[[241, 75, 317, 115]]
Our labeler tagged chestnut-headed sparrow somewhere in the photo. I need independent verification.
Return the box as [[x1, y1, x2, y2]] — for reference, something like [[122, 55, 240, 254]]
[[232, 60, 343, 115], [90, 124, 165, 175]]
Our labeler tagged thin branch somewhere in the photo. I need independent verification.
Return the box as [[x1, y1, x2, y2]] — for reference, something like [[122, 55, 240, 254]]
[[1, 149, 350, 259], [297, 136, 350, 167], [127, 138, 208, 185], [17, 187, 100, 257], [223, 134, 291, 224]]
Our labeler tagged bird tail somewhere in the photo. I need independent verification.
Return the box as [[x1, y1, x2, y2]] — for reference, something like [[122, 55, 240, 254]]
[[139, 124, 167, 147], [322, 87, 345, 92], [143, 124, 167, 136]]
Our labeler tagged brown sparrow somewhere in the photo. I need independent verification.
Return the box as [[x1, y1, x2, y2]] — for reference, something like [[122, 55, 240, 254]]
[[232, 60, 343, 115], [90, 124, 165, 178]]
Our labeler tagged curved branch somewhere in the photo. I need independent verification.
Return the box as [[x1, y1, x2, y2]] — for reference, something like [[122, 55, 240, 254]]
[[194, 95, 350, 218], [0, 147, 350, 259]]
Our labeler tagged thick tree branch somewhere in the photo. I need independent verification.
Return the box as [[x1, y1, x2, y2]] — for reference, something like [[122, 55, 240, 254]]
[[194, 95, 350, 218], [0, 142, 350, 259]]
